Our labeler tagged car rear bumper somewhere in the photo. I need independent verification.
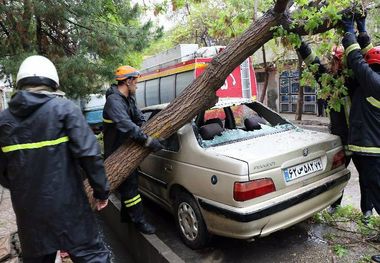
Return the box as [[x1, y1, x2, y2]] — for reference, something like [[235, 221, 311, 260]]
[[197, 169, 350, 239]]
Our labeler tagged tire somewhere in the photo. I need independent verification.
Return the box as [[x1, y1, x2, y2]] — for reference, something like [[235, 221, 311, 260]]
[[174, 191, 210, 249]]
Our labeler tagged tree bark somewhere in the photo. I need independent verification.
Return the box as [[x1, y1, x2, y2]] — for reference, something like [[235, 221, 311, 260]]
[[0, 89, 4, 111], [258, 45, 270, 103]]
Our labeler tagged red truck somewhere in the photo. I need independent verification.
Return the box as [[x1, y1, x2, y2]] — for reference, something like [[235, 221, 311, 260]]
[[136, 44, 258, 110]]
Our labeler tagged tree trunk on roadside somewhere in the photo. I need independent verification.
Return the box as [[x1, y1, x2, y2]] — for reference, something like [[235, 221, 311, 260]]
[[0, 89, 3, 111], [85, 0, 341, 206], [295, 53, 304, 121], [258, 45, 270, 103]]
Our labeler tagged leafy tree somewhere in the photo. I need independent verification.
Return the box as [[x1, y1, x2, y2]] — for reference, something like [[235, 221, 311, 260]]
[[145, 0, 379, 118], [0, 0, 163, 98], [143, 0, 273, 49]]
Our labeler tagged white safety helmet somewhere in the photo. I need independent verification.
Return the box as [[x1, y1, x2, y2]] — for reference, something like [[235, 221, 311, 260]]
[[16, 55, 59, 89]]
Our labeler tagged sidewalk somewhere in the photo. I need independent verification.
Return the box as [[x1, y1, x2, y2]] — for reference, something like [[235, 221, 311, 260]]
[[279, 112, 330, 127], [0, 186, 19, 262]]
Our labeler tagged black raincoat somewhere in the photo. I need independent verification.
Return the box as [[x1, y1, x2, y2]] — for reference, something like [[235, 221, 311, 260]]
[[0, 91, 110, 257], [343, 33, 380, 156], [102, 84, 147, 159]]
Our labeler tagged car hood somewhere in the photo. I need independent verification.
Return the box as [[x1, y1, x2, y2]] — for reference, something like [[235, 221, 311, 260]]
[[205, 128, 339, 176]]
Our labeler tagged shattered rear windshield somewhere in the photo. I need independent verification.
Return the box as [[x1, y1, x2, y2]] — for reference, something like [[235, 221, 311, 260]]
[[201, 123, 295, 147]]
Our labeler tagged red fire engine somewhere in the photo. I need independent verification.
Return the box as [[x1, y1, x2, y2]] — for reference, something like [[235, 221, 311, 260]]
[[136, 44, 257, 109]]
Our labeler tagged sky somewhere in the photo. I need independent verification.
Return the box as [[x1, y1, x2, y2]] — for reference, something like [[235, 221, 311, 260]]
[[131, 0, 173, 30]]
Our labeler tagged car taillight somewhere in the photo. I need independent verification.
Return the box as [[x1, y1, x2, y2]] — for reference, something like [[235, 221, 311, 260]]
[[332, 150, 345, 170], [234, 178, 276, 201]]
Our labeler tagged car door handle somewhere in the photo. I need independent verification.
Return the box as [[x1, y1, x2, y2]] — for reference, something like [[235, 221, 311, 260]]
[[164, 165, 173, 172]]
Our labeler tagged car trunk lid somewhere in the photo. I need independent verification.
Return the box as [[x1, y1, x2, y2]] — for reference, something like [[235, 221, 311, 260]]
[[205, 128, 340, 182]]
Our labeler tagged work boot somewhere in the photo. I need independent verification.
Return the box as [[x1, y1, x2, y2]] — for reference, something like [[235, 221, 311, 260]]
[[372, 254, 380, 262], [362, 210, 373, 225], [327, 205, 338, 215], [135, 220, 156, 235]]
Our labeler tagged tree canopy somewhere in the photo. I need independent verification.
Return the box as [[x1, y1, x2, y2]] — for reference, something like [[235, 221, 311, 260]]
[[142, 0, 272, 55], [144, 0, 379, 112], [0, 0, 163, 98]]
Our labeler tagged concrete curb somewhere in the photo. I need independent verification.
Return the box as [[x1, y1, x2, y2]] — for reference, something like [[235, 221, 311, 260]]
[[100, 194, 184, 263]]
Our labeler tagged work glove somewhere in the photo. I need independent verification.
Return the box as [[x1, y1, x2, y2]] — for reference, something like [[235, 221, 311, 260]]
[[297, 41, 312, 60], [355, 9, 367, 32], [340, 13, 355, 34], [145, 136, 165, 152], [357, 31, 371, 49]]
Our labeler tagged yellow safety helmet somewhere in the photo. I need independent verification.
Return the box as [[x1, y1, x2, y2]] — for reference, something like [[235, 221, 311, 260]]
[[114, 65, 141, 81]]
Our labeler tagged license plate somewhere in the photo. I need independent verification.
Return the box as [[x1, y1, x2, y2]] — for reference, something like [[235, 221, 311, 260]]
[[283, 158, 323, 182]]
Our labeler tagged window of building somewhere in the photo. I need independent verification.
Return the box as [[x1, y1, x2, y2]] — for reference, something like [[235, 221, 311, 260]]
[[279, 70, 317, 114], [255, 72, 267, 83]]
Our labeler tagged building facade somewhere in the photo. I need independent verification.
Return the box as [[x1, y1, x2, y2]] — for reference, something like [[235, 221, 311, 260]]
[[252, 46, 318, 115]]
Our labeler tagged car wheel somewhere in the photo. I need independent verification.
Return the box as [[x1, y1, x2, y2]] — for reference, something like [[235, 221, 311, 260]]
[[174, 191, 209, 249]]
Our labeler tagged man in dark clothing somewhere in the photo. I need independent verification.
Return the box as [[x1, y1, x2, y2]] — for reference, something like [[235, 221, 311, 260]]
[[341, 12, 380, 263], [103, 65, 164, 234], [0, 55, 111, 262], [317, 98, 327, 117], [296, 18, 374, 218]]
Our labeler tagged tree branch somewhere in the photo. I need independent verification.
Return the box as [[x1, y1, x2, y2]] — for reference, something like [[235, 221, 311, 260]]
[[284, 1, 380, 36], [64, 18, 92, 31], [0, 21, 9, 37], [41, 28, 75, 56], [36, 16, 44, 54], [273, 0, 291, 14], [41, 20, 77, 55]]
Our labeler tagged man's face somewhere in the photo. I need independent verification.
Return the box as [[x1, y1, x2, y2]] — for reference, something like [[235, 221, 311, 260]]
[[127, 77, 138, 95]]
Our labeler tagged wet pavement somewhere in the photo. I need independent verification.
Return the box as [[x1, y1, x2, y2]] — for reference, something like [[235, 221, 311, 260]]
[[96, 215, 135, 263]]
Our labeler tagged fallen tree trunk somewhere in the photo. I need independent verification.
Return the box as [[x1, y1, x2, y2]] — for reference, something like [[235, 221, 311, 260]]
[[85, 0, 338, 205]]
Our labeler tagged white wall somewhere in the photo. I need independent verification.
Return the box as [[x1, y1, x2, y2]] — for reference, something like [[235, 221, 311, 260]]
[[0, 75, 13, 110]]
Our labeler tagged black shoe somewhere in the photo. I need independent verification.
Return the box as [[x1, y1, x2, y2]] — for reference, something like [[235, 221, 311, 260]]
[[364, 210, 373, 217], [371, 255, 380, 262], [327, 205, 338, 215], [135, 220, 156, 235], [362, 210, 373, 225]]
